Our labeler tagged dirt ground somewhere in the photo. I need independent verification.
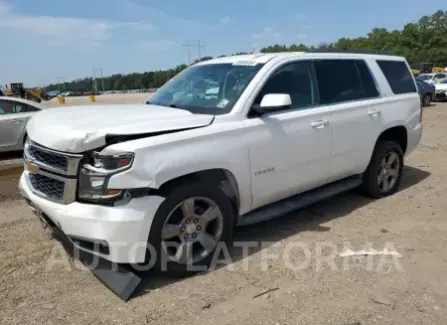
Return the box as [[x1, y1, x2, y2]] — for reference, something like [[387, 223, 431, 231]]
[[1, 100, 446, 325]]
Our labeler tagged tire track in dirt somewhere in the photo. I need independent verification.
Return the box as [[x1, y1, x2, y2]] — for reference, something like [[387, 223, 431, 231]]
[[0, 166, 23, 203]]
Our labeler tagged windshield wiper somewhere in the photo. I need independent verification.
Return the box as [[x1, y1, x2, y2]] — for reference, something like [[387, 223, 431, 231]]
[[147, 101, 190, 111]]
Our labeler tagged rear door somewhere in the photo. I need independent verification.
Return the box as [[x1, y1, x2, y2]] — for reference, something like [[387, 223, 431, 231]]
[[0, 100, 35, 150], [312, 59, 384, 182], [12, 101, 38, 134], [0, 100, 25, 149]]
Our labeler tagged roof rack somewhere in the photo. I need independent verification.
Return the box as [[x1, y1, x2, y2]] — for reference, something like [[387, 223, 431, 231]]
[[307, 49, 398, 56]]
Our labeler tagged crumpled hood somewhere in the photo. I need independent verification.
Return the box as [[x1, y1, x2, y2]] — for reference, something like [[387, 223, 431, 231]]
[[26, 104, 214, 153]]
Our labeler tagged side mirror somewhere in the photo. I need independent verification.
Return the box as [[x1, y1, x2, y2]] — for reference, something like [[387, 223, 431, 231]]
[[252, 94, 291, 115]]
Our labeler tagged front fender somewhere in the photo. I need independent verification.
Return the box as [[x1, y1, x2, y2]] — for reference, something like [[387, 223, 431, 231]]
[[105, 125, 253, 215]]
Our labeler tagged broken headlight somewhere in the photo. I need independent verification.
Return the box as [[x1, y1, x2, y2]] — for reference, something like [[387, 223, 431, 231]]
[[78, 152, 134, 203]]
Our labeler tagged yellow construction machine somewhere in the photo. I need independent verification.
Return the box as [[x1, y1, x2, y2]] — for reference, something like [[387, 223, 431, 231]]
[[411, 63, 445, 75], [1, 83, 56, 103]]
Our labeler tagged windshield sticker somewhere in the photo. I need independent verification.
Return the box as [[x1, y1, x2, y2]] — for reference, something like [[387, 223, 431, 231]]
[[232, 60, 258, 66], [217, 99, 230, 108]]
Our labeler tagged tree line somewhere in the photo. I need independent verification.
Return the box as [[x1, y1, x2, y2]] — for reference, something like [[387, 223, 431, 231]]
[[46, 9, 447, 92]]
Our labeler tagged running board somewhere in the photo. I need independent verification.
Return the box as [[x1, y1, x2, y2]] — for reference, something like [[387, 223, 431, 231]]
[[238, 175, 363, 226]]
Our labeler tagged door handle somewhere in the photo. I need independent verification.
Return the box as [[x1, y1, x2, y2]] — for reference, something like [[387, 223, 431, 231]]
[[368, 108, 381, 116], [11, 119, 22, 123], [311, 120, 329, 128]]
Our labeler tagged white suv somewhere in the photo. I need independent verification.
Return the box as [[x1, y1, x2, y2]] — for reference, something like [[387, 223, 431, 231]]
[[20, 51, 422, 275]]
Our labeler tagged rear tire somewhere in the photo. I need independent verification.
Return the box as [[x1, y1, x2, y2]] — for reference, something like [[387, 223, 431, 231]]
[[423, 93, 431, 107], [359, 140, 404, 198], [146, 181, 235, 276]]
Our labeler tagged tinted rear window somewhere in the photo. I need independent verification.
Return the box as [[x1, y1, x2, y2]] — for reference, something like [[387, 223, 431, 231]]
[[356, 60, 380, 98], [376, 60, 416, 94], [313, 59, 379, 105], [0, 100, 14, 114]]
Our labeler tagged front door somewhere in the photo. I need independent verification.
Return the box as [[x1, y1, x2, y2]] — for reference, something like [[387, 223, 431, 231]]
[[243, 61, 332, 210]]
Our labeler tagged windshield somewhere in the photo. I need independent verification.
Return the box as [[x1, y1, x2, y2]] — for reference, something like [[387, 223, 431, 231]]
[[416, 74, 432, 81], [147, 63, 264, 115]]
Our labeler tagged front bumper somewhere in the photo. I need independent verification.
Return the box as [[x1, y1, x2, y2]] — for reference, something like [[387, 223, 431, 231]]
[[19, 172, 165, 264], [435, 91, 447, 100]]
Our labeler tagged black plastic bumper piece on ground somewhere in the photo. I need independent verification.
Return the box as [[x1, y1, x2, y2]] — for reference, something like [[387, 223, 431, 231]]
[[48, 218, 142, 301]]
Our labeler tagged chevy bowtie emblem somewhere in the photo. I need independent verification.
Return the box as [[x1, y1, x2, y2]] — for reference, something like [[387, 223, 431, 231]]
[[26, 161, 39, 174]]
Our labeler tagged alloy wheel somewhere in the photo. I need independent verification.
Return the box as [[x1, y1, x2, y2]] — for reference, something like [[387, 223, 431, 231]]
[[377, 151, 401, 193], [161, 197, 224, 264]]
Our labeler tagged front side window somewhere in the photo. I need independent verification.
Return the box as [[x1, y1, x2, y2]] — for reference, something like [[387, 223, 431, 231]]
[[434, 74, 446, 80], [253, 61, 316, 109], [313, 59, 375, 104], [147, 63, 264, 115], [376, 60, 417, 94]]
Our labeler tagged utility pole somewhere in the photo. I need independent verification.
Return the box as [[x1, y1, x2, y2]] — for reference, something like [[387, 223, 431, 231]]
[[92, 69, 97, 93], [195, 40, 205, 61], [56, 77, 65, 91], [182, 40, 205, 64], [93, 68, 104, 92], [101, 69, 105, 92], [182, 41, 193, 64]]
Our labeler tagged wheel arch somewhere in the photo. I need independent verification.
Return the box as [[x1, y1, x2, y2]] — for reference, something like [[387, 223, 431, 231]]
[[376, 125, 408, 154], [156, 168, 241, 218], [365, 125, 408, 171]]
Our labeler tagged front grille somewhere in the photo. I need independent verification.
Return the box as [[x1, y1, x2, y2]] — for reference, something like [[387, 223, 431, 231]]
[[29, 173, 65, 200], [28, 145, 68, 171], [24, 140, 83, 204]]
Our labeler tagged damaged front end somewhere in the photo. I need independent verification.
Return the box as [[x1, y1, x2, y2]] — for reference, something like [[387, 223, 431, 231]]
[[21, 128, 208, 301], [21, 143, 146, 301], [20, 105, 217, 300], [25, 103, 215, 153], [34, 207, 142, 301]]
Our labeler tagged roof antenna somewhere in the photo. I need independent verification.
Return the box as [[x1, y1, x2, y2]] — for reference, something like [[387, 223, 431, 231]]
[[252, 47, 261, 54]]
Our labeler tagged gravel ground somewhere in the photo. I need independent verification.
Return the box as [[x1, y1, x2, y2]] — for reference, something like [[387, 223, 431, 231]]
[[1, 101, 446, 325]]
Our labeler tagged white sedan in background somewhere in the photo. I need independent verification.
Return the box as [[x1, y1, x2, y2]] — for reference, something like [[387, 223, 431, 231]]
[[416, 73, 447, 85], [435, 79, 447, 101], [0, 96, 42, 152]]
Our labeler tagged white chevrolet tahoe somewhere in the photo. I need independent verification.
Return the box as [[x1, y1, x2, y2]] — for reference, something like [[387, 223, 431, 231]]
[[20, 51, 422, 274]]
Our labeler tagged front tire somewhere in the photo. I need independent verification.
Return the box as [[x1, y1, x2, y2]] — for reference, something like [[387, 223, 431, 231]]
[[147, 181, 235, 275], [360, 140, 404, 198]]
